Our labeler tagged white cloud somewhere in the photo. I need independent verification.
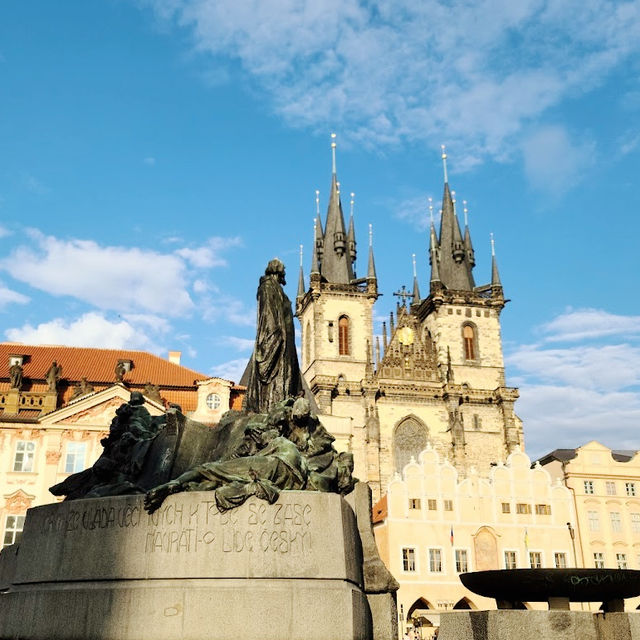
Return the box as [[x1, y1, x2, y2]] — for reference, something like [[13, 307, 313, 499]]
[[540, 308, 640, 342], [5, 312, 164, 351], [143, 0, 640, 163], [0, 225, 10, 238], [521, 125, 595, 193], [210, 357, 247, 383], [143, 156, 156, 165], [175, 236, 241, 269], [0, 230, 240, 317], [519, 384, 640, 460], [0, 283, 29, 309], [220, 336, 254, 351]]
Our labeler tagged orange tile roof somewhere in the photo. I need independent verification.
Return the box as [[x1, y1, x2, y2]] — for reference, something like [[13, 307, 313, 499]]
[[372, 495, 388, 524], [0, 343, 208, 388]]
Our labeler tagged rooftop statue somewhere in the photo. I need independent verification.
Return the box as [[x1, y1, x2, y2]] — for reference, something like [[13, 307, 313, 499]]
[[9, 362, 23, 390]]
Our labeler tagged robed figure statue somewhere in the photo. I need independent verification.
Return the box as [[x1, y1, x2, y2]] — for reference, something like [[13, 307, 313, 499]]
[[241, 259, 302, 413]]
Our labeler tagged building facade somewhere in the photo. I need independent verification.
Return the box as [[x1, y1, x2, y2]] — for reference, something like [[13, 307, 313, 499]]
[[372, 445, 576, 636], [296, 146, 522, 501], [0, 343, 243, 548]]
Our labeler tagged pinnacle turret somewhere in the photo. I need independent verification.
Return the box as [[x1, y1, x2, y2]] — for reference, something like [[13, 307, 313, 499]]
[[490, 233, 502, 287], [412, 254, 421, 303], [297, 245, 305, 299]]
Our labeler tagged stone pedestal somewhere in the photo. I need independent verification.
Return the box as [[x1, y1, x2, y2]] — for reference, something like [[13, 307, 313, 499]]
[[0, 490, 393, 640]]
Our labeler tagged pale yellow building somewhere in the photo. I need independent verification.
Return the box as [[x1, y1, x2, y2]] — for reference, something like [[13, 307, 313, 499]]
[[373, 445, 576, 636], [538, 440, 640, 611]]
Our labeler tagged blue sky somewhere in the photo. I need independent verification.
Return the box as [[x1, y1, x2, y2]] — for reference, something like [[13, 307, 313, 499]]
[[1, 0, 639, 459]]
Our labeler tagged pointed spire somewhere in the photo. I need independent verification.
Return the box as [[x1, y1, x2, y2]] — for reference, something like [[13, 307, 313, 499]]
[[375, 335, 381, 369], [347, 192, 357, 265], [436, 150, 474, 291], [367, 223, 377, 280], [441, 144, 449, 184], [389, 310, 395, 335], [430, 225, 441, 286], [311, 220, 320, 275], [412, 253, 421, 303], [320, 133, 353, 283], [463, 200, 475, 269], [314, 189, 324, 263], [382, 321, 388, 352], [491, 233, 502, 286], [297, 244, 305, 298]]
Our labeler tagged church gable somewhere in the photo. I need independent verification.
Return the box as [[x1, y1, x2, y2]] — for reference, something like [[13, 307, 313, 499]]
[[378, 307, 438, 382]]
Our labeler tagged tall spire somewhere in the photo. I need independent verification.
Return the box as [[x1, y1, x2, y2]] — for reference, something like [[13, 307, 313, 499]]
[[320, 133, 354, 284], [441, 144, 449, 184], [297, 244, 305, 298], [412, 253, 421, 303], [490, 233, 502, 286], [436, 149, 474, 291], [367, 223, 377, 280], [463, 200, 475, 269], [314, 189, 324, 264], [347, 192, 357, 267], [311, 220, 320, 275], [430, 222, 441, 288]]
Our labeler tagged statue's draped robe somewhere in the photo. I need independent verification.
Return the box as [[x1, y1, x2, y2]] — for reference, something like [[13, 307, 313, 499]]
[[242, 274, 302, 413]]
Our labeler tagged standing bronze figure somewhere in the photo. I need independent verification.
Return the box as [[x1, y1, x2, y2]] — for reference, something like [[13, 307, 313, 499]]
[[241, 259, 302, 413]]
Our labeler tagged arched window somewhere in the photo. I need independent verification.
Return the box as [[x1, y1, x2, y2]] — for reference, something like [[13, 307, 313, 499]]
[[304, 321, 311, 366], [338, 315, 350, 355], [393, 417, 429, 473], [462, 324, 476, 360]]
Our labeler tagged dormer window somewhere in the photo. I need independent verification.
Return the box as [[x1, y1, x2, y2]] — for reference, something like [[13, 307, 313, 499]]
[[118, 359, 133, 372], [8, 355, 24, 368]]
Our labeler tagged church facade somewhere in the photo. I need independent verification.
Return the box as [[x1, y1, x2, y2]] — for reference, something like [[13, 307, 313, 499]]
[[296, 147, 523, 500]]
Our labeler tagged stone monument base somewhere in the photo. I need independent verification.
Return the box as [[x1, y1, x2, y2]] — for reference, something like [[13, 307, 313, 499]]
[[440, 610, 640, 640], [0, 487, 396, 640]]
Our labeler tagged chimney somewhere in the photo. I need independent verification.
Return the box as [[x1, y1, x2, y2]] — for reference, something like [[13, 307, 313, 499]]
[[168, 351, 181, 365]]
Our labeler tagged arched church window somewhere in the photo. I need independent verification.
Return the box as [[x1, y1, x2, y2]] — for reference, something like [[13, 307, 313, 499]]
[[462, 324, 476, 360], [338, 315, 350, 355], [305, 321, 311, 366], [393, 417, 429, 474]]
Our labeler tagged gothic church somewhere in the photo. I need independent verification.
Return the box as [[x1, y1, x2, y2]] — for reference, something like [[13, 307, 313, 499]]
[[296, 144, 523, 501]]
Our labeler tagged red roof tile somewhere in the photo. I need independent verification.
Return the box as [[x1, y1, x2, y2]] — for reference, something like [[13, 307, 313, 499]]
[[0, 343, 208, 388]]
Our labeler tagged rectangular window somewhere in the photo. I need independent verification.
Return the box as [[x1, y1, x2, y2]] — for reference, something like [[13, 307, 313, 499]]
[[529, 552, 542, 569], [516, 503, 531, 515], [3, 515, 25, 548], [554, 552, 568, 568], [455, 549, 468, 573], [535, 504, 551, 515], [588, 510, 600, 532], [13, 441, 35, 472], [443, 499, 453, 512], [606, 481, 617, 496], [65, 442, 86, 474], [626, 482, 636, 497], [501, 502, 511, 514], [472, 415, 481, 430], [427, 499, 437, 511], [402, 548, 416, 572], [631, 513, 640, 533], [610, 512, 622, 533], [584, 480, 594, 495], [617, 553, 628, 569], [429, 548, 443, 573], [504, 551, 517, 569], [409, 498, 421, 510], [594, 552, 605, 569]]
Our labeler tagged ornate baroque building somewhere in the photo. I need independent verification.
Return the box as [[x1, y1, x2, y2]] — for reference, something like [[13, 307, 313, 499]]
[[296, 145, 523, 500]]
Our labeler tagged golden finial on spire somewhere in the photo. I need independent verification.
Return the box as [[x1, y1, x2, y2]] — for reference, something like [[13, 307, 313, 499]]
[[315, 189, 320, 216], [441, 144, 449, 184], [350, 192, 355, 217], [369, 223, 373, 247], [490, 232, 495, 257], [463, 200, 469, 227], [331, 132, 337, 174], [412, 253, 417, 278]]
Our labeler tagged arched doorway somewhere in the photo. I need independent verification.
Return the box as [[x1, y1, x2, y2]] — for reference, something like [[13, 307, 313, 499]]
[[453, 597, 475, 610], [393, 416, 429, 474]]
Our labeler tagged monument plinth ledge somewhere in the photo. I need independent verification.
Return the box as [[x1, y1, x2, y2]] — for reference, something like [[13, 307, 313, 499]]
[[0, 487, 396, 640]]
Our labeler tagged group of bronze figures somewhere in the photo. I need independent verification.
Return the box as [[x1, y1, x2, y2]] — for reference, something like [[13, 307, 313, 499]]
[[51, 259, 357, 512]]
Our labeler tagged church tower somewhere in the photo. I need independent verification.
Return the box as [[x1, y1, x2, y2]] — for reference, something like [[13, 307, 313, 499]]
[[296, 134, 379, 414], [297, 142, 522, 500]]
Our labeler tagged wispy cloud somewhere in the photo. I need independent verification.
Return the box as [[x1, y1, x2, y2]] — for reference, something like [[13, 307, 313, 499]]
[[143, 0, 640, 166], [0, 226, 10, 238], [539, 308, 640, 342], [0, 229, 241, 317], [219, 335, 254, 351], [0, 283, 29, 309], [22, 174, 49, 195], [143, 156, 156, 165], [5, 311, 165, 352], [210, 357, 247, 383]]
